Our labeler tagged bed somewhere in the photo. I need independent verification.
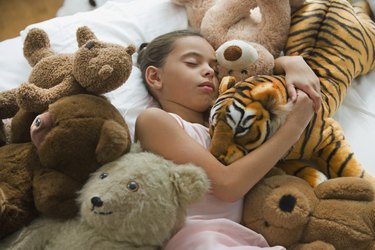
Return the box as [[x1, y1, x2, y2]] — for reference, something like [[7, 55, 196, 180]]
[[0, 0, 374, 174]]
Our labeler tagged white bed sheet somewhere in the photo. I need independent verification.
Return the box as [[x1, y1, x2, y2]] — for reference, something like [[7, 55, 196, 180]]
[[0, 0, 374, 175]]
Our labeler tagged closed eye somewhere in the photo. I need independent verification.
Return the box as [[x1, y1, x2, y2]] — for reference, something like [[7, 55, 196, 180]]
[[185, 62, 198, 67]]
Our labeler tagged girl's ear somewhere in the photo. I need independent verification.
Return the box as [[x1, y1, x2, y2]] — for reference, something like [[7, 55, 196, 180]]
[[145, 66, 162, 90]]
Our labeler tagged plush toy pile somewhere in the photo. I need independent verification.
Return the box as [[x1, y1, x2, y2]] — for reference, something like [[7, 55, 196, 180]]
[[209, 0, 375, 187], [172, 0, 304, 81], [242, 168, 375, 249], [2, 144, 210, 250], [0, 25, 135, 143], [0, 25, 135, 239], [0, 94, 132, 239]]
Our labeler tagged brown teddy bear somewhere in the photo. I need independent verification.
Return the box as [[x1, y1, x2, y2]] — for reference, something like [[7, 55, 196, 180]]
[[0, 94, 131, 239], [242, 168, 375, 250], [0, 26, 135, 143]]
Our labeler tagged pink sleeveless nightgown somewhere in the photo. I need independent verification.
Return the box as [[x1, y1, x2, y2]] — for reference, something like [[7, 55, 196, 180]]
[[165, 113, 285, 250]]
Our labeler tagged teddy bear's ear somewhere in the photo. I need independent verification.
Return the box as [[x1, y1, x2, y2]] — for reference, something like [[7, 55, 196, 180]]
[[169, 164, 210, 207], [23, 28, 55, 66], [126, 44, 136, 56], [130, 142, 143, 153], [95, 120, 131, 164], [76, 26, 98, 48], [265, 167, 286, 178]]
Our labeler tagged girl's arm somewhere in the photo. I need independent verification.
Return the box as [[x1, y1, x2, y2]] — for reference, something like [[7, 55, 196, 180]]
[[135, 90, 314, 202], [274, 55, 321, 112]]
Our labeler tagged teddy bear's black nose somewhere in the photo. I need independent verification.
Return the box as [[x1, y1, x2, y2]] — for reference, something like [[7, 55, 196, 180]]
[[279, 194, 296, 213], [91, 196, 103, 207]]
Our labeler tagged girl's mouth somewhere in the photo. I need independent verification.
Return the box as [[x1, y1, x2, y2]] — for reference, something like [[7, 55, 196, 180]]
[[199, 82, 215, 93]]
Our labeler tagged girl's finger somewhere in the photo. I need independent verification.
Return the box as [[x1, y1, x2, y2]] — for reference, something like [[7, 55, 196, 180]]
[[286, 84, 297, 102]]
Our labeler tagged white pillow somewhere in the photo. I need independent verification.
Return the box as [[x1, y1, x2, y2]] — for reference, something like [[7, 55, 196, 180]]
[[0, 0, 188, 141]]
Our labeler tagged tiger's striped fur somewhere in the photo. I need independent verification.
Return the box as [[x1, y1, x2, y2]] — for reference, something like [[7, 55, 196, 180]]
[[209, 0, 375, 186]]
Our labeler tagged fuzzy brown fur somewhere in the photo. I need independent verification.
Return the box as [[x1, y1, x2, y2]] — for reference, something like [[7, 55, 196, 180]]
[[0, 94, 131, 239], [242, 169, 375, 249], [0, 26, 135, 143]]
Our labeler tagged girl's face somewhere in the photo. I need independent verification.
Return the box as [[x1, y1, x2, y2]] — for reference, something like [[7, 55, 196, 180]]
[[155, 36, 219, 113]]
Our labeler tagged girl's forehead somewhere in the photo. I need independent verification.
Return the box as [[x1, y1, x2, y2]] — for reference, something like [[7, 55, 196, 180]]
[[172, 36, 215, 57]]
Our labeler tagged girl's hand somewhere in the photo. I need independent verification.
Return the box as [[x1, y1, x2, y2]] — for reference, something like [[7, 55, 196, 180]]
[[285, 89, 314, 134], [274, 56, 321, 113]]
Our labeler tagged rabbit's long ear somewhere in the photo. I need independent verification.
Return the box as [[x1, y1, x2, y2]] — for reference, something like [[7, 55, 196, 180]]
[[76, 26, 97, 48]]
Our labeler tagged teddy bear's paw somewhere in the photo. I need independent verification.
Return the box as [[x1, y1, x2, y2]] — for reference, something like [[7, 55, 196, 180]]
[[291, 241, 335, 250], [0, 89, 19, 119], [16, 83, 49, 113], [96, 120, 131, 164], [0, 187, 22, 216], [290, 0, 305, 12]]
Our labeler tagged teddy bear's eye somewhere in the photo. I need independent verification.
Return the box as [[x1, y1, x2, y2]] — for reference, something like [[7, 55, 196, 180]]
[[241, 69, 248, 75], [34, 117, 41, 127], [99, 173, 108, 179], [127, 181, 139, 192], [86, 41, 95, 49], [228, 70, 233, 75]]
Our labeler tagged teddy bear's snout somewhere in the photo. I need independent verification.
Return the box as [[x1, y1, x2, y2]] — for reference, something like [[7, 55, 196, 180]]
[[91, 196, 103, 208], [279, 194, 296, 213]]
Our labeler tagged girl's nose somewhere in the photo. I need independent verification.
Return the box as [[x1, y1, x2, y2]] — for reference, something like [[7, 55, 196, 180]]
[[203, 64, 215, 78]]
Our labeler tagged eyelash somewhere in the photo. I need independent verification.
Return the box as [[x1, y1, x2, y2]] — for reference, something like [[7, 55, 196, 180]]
[[185, 62, 197, 66], [185, 61, 218, 75]]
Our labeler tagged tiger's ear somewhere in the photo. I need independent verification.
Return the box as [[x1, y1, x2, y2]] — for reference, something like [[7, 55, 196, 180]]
[[219, 76, 237, 95]]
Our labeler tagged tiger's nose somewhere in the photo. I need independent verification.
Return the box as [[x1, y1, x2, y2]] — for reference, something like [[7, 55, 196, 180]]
[[91, 196, 103, 207]]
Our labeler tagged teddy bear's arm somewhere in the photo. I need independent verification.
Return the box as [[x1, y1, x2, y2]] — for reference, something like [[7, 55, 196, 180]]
[[0, 88, 20, 119], [32, 167, 82, 219], [171, 0, 215, 28], [1, 217, 60, 250], [290, 240, 335, 250], [17, 76, 85, 113], [201, 0, 259, 48], [96, 120, 131, 164], [314, 177, 374, 202], [254, 0, 292, 57]]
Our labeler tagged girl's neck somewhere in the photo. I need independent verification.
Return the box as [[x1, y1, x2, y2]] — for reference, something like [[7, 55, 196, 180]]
[[161, 102, 207, 126]]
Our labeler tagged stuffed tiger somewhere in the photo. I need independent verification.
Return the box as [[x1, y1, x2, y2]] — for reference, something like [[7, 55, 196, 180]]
[[209, 0, 375, 187]]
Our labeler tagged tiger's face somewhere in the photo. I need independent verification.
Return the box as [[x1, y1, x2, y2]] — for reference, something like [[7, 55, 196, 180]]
[[209, 76, 292, 165]]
